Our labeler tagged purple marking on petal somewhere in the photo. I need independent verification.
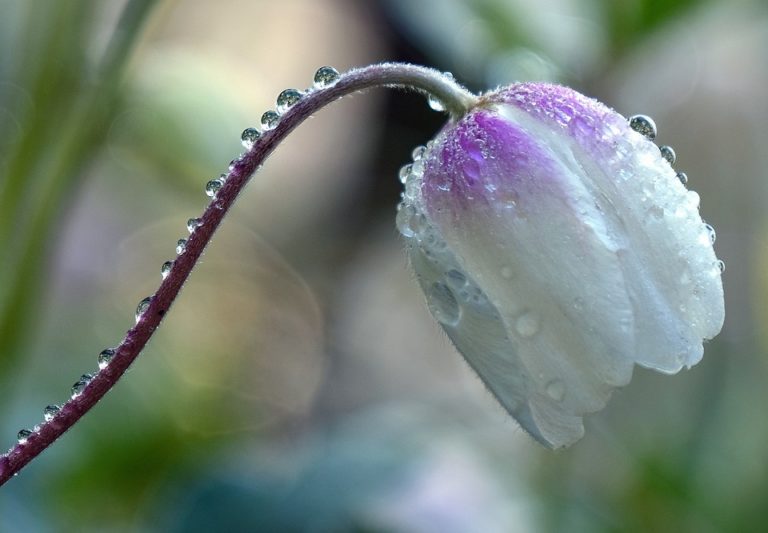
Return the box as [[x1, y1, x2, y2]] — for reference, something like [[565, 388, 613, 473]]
[[422, 109, 562, 225]]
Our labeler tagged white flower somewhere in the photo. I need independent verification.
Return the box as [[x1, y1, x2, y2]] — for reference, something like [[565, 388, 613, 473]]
[[397, 83, 725, 448]]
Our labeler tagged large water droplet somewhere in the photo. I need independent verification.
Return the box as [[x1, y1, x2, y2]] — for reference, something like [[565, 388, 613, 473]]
[[276, 89, 302, 114], [313, 66, 340, 88], [240, 127, 260, 149], [628, 115, 657, 140], [187, 217, 202, 233], [205, 178, 224, 198], [659, 145, 676, 165], [676, 171, 688, 185], [17, 429, 32, 444], [427, 282, 461, 326], [261, 110, 279, 130], [98, 348, 116, 370], [71, 374, 94, 399], [545, 379, 566, 401], [427, 94, 446, 112], [515, 311, 540, 337], [176, 239, 187, 255], [135, 296, 152, 322], [161, 260, 174, 279], [43, 405, 60, 422]]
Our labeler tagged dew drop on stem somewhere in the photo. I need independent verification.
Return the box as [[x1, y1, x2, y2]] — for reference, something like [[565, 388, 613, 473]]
[[43, 405, 60, 422], [313, 66, 340, 89], [98, 348, 116, 370], [276, 89, 303, 114]]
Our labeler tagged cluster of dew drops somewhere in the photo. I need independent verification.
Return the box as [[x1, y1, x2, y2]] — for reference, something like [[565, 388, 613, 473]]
[[627, 114, 724, 275], [6, 66, 343, 455]]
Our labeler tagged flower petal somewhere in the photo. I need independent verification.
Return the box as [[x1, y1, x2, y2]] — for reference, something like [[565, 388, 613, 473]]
[[398, 83, 724, 448]]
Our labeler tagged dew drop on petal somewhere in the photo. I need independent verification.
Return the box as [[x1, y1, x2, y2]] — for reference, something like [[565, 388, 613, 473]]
[[716, 259, 725, 274], [276, 89, 303, 114], [659, 145, 676, 165], [411, 145, 426, 161], [17, 429, 32, 444], [628, 114, 657, 140], [176, 239, 187, 255], [161, 260, 174, 279], [205, 178, 224, 198], [261, 110, 280, 130], [445, 269, 467, 290], [515, 311, 540, 338], [240, 127, 261, 149], [135, 296, 152, 323], [399, 164, 413, 184], [545, 379, 566, 402], [705, 223, 716, 245], [676, 171, 689, 185], [43, 405, 60, 422], [98, 348, 116, 370], [427, 94, 446, 112], [313, 66, 340, 88], [427, 282, 461, 326], [396, 204, 417, 238]]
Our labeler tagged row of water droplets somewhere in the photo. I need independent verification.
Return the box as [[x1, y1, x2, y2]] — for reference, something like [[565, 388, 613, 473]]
[[627, 114, 723, 275], [6, 67, 344, 454]]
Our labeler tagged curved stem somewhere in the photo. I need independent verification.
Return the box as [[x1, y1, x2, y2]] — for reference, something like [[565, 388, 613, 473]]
[[0, 63, 477, 485]]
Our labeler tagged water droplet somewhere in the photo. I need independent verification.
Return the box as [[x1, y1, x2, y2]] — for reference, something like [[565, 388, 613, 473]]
[[715, 259, 725, 274], [261, 110, 279, 130], [276, 89, 303, 114], [427, 282, 461, 326], [161, 260, 174, 279], [399, 164, 412, 184], [176, 239, 188, 255], [515, 311, 540, 338], [135, 296, 152, 322], [187, 217, 202, 233], [98, 348, 116, 370], [43, 405, 60, 422], [659, 145, 676, 165], [17, 429, 32, 444], [313, 66, 340, 88], [676, 171, 688, 185], [500, 266, 513, 279], [240, 127, 260, 149], [411, 145, 426, 161], [445, 269, 467, 290], [71, 374, 94, 399], [628, 114, 657, 140], [705, 223, 716, 245], [427, 94, 446, 112], [205, 178, 223, 198], [396, 204, 417, 238], [545, 379, 566, 401]]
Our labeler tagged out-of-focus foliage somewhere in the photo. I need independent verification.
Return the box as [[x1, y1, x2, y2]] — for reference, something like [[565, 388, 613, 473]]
[[0, 0, 766, 531]]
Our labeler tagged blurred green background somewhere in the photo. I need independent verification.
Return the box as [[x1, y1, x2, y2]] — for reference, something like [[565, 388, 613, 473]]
[[0, 0, 766, 531]]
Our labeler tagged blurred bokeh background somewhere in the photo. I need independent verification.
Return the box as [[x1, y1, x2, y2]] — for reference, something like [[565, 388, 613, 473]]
[[0, 0, 765, 531]]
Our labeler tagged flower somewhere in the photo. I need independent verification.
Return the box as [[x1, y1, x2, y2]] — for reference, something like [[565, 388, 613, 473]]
[[397, 83, 725, 448]]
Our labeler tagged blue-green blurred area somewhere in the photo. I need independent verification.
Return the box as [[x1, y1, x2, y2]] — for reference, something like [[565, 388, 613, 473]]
[[0, 0, 766, 530]]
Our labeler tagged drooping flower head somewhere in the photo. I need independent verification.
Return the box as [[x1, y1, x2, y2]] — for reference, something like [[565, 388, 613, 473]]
[[397, 83, 725, 448]]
